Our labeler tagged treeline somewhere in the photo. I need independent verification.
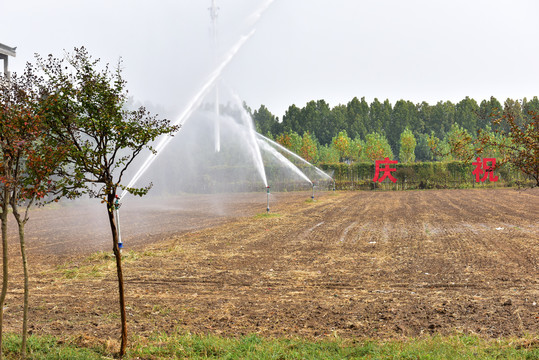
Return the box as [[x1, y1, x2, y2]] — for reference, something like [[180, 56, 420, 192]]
[[250, 96, 539, 163]]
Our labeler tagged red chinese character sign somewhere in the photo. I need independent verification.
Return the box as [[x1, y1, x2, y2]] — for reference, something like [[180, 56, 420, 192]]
[[373, 157, 398, 183], [472, 157, 499, 182]]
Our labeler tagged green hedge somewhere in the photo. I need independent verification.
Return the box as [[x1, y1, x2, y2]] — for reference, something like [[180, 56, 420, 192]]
[[320, 161, 532, 190]]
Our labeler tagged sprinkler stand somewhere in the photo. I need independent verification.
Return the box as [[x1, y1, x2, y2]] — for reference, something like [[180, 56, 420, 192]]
[[311, 182, 315, 201], [114, 196, 123, 254], [266, 186, 270, 213], [333, 179, 336, 192]]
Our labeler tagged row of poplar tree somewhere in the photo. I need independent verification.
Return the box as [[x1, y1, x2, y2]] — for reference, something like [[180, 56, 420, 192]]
[[249, 96, 539, 164]]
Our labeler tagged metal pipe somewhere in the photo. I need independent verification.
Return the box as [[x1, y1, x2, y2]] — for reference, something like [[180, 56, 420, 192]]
[[266, 186, 270, 213], [311, 182, 315, 200], [116, 208, 123, 253], [115, 196, 123, 254]]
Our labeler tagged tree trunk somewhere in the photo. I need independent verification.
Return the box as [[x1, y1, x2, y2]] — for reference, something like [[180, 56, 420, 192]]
[[0, 188, 10, 360], [17, 222, 28, 359], [12, 205, 28, 359], [106, 193, 127, 357]]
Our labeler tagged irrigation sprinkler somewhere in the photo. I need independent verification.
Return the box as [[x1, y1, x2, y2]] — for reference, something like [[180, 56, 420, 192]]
[[114, 195, 123, 254], [266, 186, 270, 213], [333, 179, 336, 191], [311, 182, 315, 201]]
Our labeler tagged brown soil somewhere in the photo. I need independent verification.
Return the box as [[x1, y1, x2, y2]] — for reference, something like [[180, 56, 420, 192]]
[[1, 188, 538, 344]]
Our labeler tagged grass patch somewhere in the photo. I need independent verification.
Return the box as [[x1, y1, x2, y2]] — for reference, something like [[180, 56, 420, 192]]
[[86, 250, 140, 263], [2, 332, 537, 359], [1, 333, 105, 359], [57, 250, 142, 280], [254, 213, 282, 219], [152, 304, 173, 316]]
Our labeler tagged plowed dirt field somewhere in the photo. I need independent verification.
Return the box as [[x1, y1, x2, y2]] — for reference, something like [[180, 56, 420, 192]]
[[2, 188, 538, 345]]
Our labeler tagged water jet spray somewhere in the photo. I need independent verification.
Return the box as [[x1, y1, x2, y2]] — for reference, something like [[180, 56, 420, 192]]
[[120, 1, 276, 200], [256, 133, 333, 183], [120, 29, 256, 201], [227, 86, 267, 187], [257, 139, 312, 185], [214, 86, 220, 153]]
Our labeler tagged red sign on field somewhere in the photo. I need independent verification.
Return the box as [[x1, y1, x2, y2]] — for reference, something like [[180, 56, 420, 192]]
[[373, 157, 398, 183], [472, 157, 499, 183]]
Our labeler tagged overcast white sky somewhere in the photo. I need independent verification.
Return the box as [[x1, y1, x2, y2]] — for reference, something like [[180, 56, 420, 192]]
[[3, 0, 539, 119]]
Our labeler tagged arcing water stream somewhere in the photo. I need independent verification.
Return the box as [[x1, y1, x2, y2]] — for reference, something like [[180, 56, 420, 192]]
[[120, 29, 255, 200], [257, 139, 313, 185], [121, 1, 276, 200], [256, 133, 334, 183], [228, 87, 268, 187]]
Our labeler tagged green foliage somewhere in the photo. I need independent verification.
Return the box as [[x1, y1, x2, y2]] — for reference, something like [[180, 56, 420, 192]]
[[478, 96, 502, 130], [275, 132, 292, 150], [423, 99, 538, 187], [276, 130, 302, 155], [0, 67, 69, 206], [455, 96, 479, 134], [477, 126, 512, 159], [252, 104, 277, 137], [428, 123, 475, 162], [304, 100, 333, 145], [444, 124, 475, 161], [346, 96, 369, 139], [37, 47, 179, 201], [263, 95, 523, 156], [369, 98, 392, 135], [389, 99, 420, 154], [330, 104, 348, 138], [280, 100, 333, 144], [349, 137, 364, 162], [299, 131, 318, 163], [289, 131, 302, 154], [399, 127, 417, 163], [364, 132, 393, 161], [478, 106, 539, 186], [332, 130, 351, 162], [415, 133, 436, 161], [260, 95, 533, 174], [318, 144, 339, 163], [522, 96, 539, 116]]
